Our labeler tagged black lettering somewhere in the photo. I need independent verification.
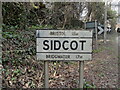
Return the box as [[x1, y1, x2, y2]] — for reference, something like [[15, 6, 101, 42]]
[[62, 40, 69, 50], [79, 41, 86, 50], [46, 55, 50, 58], [70, 41, 78, 50], [54, 40, 61, 50], [43, 40, 49, 50], [51, 40, 53, 50]]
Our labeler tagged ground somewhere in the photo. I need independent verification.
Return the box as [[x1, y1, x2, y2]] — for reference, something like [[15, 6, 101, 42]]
[[2, 29, 119, 88], [84, 32, 118, 88]]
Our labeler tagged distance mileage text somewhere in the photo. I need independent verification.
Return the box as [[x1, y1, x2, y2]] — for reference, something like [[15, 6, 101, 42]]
[[50, 31, 65, 36]]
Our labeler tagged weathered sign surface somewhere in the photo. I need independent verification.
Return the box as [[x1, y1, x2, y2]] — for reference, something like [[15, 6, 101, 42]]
[[85, 21, 96, 29], [36, 30, 93, 61]]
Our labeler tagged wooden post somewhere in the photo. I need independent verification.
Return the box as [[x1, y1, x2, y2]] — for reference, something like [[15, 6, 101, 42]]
[[79, 61, 84, 88], [44, 61, 49, 88]]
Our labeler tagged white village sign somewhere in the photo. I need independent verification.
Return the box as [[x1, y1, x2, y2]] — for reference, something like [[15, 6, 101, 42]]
[[36, 30, 93, 61]]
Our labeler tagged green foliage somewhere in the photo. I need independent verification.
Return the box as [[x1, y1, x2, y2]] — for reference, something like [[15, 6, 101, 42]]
[[98, 73, 105, 77], [72, 81, 96, 89], [11, 77, 17, 81], [29, 25, 53, 30], [3, 3, 24, 26], [2, 32, 18, 39], [93, 48, 103, 53], [2, 57, 9, 63], [2, 2, 47, 29], [2, 25, 36, 67], [118, 56, 120, 59], [13, 69, 21, 75], [83, 81, 96, 88], [2, 2, 117, 29], [107, 8, 117, 20]]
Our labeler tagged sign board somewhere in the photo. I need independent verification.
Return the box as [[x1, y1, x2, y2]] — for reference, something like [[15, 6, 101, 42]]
[[36, 30, 93, 61], [85, 21, 96, 29]]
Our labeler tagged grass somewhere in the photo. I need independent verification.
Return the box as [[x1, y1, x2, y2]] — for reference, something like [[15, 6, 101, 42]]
[[93, 48, 103, 53]]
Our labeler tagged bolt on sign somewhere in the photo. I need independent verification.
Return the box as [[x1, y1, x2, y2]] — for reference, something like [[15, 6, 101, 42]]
[[36, 30, 93, 61]]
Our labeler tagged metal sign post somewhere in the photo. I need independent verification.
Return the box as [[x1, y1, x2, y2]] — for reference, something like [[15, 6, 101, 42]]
[[104, 1, 108, 44], [79, 61, 84, 88], [95, 20, 98, 49], [44, 61, 49, 88]]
